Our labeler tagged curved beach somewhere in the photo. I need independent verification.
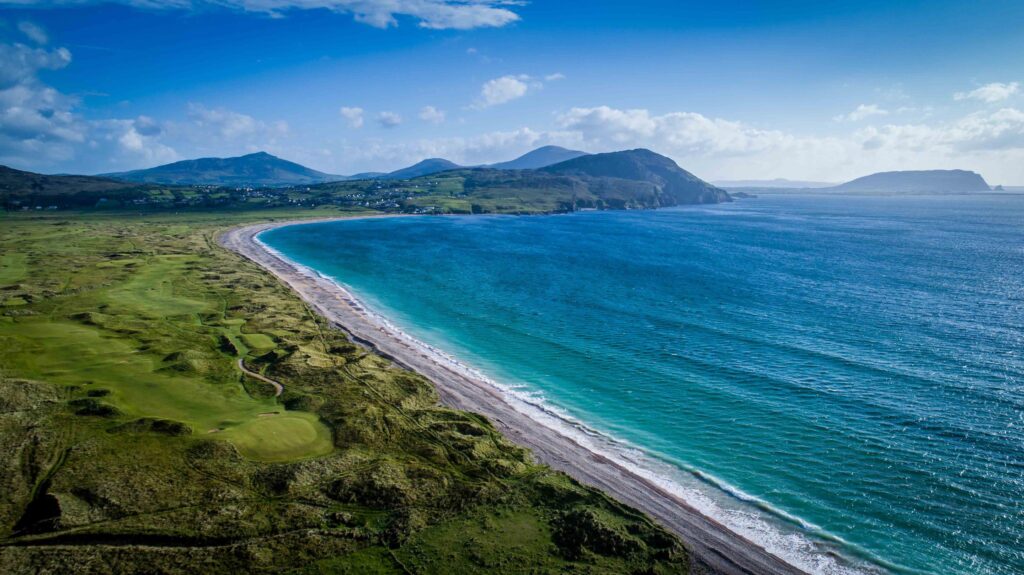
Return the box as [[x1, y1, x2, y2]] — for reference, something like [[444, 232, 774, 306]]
[[220, 217, 807, 575]]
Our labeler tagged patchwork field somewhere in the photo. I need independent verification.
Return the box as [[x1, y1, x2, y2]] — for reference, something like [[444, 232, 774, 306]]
[[0, 209, 689, 574]]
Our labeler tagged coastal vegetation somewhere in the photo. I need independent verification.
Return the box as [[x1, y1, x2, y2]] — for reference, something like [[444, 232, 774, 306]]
[[0, 209, 690, 573], [1, 149, 730, 215]]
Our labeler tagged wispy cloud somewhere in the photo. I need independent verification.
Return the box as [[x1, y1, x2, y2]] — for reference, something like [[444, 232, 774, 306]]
[[833, 104, 888, 122], [377, 111, 402, 128], [17, 21, 49, 45], [187, 103, 287, 140], [954, 82, 1019, 103], [554, 104, 1024, 181], [418, 105, 445, 124], [11, 0, 521, 30], [339, 106, 363, 128]]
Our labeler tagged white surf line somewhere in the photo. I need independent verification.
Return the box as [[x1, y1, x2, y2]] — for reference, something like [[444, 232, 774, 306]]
[[221, 217, 886, 575]]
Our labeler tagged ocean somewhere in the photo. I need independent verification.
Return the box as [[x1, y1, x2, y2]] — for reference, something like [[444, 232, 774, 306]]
[[260, 194, 1024, 574]]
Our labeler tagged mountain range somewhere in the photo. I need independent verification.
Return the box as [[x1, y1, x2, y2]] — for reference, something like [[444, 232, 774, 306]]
[[4, 150, 996, 214], [100, 146, 591, 186], [1, 148, 731, 211]]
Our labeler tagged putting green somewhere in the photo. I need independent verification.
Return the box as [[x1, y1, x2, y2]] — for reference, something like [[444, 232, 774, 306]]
[[241, 333, 276, 350], [222, 414, 335, 462]]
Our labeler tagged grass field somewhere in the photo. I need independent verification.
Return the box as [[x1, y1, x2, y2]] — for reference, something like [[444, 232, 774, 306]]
[[0, 208, 689, 574]]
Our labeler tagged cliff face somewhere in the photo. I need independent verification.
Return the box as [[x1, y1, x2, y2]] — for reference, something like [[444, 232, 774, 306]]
[[833, 170, 990, 193]]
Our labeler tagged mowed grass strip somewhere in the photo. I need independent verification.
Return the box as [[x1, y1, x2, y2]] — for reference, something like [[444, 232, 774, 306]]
[[0, 253, 28, 286], [103, 255, 211, 318], [0, 320, 332, 461]]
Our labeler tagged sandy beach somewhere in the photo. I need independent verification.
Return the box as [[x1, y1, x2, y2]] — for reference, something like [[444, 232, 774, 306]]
[[220, 217, 807, 575]]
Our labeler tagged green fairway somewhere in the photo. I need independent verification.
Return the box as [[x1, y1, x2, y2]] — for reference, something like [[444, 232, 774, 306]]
[[0, 320, 332, 461], [241, 332, 276, 350], [104, 255, 212, 318], [0, 253, 27, 285], [0, 212, 338, 461]]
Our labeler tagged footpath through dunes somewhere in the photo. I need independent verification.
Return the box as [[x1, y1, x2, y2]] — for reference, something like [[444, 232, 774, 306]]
[[221, 218, 808, 575], [238, 357, 284, 396]]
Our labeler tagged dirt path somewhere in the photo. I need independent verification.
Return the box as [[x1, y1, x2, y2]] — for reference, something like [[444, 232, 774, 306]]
[[237, 358, 283, 397]]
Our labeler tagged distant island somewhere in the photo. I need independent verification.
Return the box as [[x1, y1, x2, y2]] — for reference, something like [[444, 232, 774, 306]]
[[717, 170, 994, 194], [829, 169, 991, 193]]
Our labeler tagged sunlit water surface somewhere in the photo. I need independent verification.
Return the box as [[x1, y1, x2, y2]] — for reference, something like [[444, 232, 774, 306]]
[[262, 194, 1024, 574]]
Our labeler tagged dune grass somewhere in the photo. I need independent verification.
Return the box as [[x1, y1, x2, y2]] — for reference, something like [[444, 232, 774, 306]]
[[0, 213, 335, 462], [0, 208, 689, 574]]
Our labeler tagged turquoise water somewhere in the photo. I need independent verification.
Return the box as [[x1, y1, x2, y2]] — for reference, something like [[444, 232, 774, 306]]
[[261, 195, 1024, 575]]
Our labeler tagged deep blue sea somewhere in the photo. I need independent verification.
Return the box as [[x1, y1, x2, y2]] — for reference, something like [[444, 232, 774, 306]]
[[261, 194, 1024, 575]]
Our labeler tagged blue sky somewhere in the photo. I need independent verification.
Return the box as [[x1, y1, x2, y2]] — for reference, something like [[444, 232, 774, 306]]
[[1, 0, 1023, 183]]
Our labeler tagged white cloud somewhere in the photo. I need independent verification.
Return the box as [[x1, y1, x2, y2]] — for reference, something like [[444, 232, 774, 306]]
[[418, 105, 445, 124], [0, 36, 85, 168], [186, 103, 287, 140], [17, 21, 49, 45], [473, 73, 564, 108], [0, 82, 83, 144], [0, 29, 296, 172], [476, 75, 530, 108], [12, 0, 521, 30], [339, 106, 363, 128], [548, 105, 1024, 182], [856, 107, 1024, 153], [954, 82, 1019, 103], [103, 117, 178, 166], [833, 104, 888, 122], [377, 111, 402, 128], [330, 127, 584, 172], [557, 106, 800, 156], [0, 42, 71, 88]]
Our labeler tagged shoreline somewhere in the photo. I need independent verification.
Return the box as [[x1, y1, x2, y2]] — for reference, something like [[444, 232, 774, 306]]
[[219, 215, 809, 575]]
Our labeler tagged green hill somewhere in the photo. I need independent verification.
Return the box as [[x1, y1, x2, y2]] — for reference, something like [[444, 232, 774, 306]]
[[542, 149, 730, 205], [489, 146, 589, 170], [0, 165, 175, 209], [103, 152, 344, 187], [381, 158, 461, 180]]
